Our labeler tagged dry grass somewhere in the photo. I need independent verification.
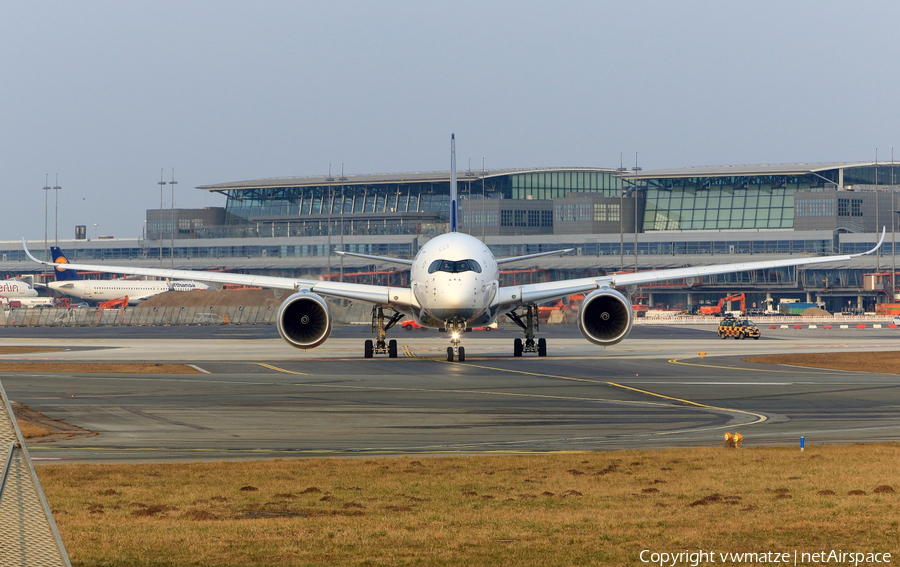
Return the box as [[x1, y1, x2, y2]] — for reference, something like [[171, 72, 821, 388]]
[[745, 351, 900, 374], [37, 445, 899, 566], [17, 418, 52, 438], [0, 346, 64, 354], [0, 362, 201, 374]]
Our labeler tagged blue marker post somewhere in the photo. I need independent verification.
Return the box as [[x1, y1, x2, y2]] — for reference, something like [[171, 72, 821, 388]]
[[800, 437, 805, 452]]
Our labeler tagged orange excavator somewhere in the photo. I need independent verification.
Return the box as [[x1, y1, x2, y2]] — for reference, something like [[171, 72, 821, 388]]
[[699, 293, 746, 316], [97, 296, 129, 309]]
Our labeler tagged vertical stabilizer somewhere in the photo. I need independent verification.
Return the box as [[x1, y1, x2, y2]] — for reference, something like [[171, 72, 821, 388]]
[[450, 133, 458, 232], [49, 247, 82, 281]]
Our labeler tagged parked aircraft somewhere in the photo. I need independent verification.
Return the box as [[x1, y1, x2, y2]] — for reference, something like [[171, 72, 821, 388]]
[[0, 277, 55, 308], [45, 247, 209, 305], [25, 136, 885, 361], [0, 279, 39, 298]]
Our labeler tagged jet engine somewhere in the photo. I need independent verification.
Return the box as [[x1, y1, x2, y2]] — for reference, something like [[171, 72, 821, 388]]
[[577, 288, 633, 346], [276, 291, 333, 349]]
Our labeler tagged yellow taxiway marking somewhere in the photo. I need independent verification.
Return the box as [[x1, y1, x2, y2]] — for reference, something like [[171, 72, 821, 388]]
[[606, 381, 767, 426], [440, 360, 768, 429], [669, 357, 827, 374], [254, 362, 309, 376]]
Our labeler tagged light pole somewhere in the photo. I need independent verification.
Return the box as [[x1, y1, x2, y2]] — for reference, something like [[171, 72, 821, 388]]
[[632, 153, 642, 273], [53, 174, 61, 246], [169, 168, 177, 268], [93, 223, 98, 240], [892, 149, 896, 296], [326, 165, 334, 276], [339, 164, 346, 283], [875, 149, 880, 273], [481, 158, 486, 242], [158, 169, 165, 266], [42, 174, 51, 259], [617, 153, 627, 270]]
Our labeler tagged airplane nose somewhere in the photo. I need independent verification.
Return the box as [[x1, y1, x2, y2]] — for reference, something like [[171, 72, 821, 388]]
[[421, 274, 487, 322]]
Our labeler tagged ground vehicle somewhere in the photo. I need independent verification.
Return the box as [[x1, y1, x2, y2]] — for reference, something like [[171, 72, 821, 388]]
[[700, 293, 746, 316], [401, 319, 427, 330], [717, 314, 761, 340], [893, 315, 900, 326], [98, 296, 129, 309]]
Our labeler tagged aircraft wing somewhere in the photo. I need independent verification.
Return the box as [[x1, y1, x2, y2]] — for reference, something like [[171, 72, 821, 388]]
[[496, 249, 574, 265], [497, 228, 886, 310], [334, 251, 414, 266], [23, 239, 412, 309]]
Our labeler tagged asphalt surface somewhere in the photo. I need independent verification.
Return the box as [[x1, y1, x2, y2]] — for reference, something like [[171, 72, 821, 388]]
[[1, 323, 899, 462]]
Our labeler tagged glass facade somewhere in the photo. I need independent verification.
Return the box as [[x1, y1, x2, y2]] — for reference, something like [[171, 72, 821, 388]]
[[201, 163, 898, 236], [643, 182, 798, 231], [510, 171, 622, 200]]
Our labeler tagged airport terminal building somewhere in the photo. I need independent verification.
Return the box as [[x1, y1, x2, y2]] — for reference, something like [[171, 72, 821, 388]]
[[3, 161, 899, 313]]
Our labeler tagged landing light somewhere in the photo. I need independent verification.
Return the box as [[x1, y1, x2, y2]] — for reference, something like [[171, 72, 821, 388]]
[[451, 331, 460, 340]]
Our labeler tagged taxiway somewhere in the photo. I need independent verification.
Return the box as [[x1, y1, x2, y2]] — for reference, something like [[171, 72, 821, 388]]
[[1, 324, 898, 462]]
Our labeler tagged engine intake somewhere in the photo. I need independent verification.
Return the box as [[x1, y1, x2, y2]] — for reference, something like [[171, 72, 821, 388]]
[[276, 291, 333, 349], [577, 288, 633, 346]]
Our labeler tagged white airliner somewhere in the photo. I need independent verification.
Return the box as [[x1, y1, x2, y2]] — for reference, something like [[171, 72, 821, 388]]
[[24, 136, 884, 361], [0, 279, 39, 299], [45, 246, 210, 304], [0, 278, 55, 308], [47, 279, 210, 304]]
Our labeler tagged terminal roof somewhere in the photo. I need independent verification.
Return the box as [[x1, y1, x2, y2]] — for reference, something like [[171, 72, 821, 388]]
[[632, 162, 879, 179], [197, 167, 618, 192]]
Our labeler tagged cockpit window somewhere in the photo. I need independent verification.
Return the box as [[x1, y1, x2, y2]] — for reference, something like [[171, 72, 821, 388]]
[[427, 259, 483, 274]]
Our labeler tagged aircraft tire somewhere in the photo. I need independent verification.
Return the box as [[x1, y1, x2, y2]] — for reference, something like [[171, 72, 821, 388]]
[[537, 338, 547, 357], [446, 346, 454, 362], [513, 338, 523, 357], [458, 346, 465, 362], [388, 339, 398, 358], [364, 339, 374, 358]]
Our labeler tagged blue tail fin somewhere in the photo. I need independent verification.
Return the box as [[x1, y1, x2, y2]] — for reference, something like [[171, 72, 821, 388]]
[[49, 247, 82, 281], [450, 133, 458, 232]]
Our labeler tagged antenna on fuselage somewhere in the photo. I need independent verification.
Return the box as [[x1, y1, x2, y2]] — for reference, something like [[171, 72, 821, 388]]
[[450, 133, 458, 232]]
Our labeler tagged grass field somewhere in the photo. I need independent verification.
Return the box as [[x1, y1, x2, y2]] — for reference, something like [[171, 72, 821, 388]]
[[37, 444, 898, 566]]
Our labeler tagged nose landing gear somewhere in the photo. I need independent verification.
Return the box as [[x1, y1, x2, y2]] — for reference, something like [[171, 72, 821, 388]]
[[365, 306, 404, 358], [445, 324, 466, 362], [506, 304, 547, 357]]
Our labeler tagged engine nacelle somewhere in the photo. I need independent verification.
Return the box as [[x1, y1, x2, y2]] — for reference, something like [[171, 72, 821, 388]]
[[276, 291, 333, 349], [577, 288, 633, 346]]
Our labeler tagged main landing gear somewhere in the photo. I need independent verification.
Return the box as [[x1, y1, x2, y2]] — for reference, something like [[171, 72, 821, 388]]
[[506, 304, 547, 357], [364, 306, 403, 359], [445, 323, 466, 362]]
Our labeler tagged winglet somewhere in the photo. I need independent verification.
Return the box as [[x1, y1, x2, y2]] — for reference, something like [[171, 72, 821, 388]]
[[857, 226, 886, 257], [846, 226, 885, 258], [22, 238, 49, 266]]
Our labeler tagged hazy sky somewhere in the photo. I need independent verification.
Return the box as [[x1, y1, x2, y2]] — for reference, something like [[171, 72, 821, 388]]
[[3, 1, 900, 240]]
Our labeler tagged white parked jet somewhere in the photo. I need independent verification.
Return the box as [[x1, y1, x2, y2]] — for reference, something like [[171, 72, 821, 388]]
[[24, 136, 884, 361], [0, 279, 39, 299], [45, 246, 210, 304], [0, 278, 55, 308]]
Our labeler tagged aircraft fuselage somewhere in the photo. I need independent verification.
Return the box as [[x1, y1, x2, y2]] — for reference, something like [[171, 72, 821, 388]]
[[410, 232, 500, 329]]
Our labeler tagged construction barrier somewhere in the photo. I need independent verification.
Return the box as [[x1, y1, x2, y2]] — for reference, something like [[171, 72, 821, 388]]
[[0, 305, 279, 327]]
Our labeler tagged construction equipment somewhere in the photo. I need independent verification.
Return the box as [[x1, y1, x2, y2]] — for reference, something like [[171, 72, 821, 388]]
[[97, 296, 128, 309], [699, 293, 746, 316]]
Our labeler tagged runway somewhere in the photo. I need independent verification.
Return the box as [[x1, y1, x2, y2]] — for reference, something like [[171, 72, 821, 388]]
[[1, 324, 899, 462]]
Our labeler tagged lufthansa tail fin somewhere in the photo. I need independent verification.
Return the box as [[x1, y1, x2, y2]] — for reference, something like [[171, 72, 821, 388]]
[[49, 247, 82, 281], [450, 133, 458, 233]]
